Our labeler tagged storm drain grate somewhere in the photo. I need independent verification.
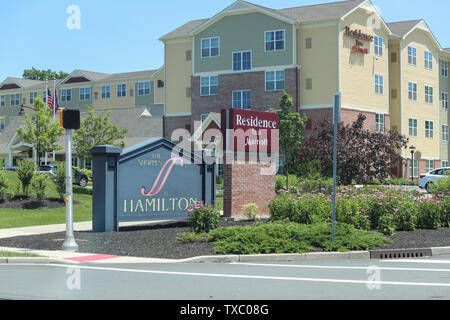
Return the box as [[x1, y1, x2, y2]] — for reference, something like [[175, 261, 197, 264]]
[[370, 248, 432, 260]]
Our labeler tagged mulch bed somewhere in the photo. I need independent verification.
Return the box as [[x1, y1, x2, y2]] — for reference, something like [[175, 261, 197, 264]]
[[0, 197, 71, 210], [1, 220, 450, 260]]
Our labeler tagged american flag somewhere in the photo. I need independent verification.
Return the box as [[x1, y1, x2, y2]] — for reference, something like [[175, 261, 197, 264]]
[[47, 89, 54, 110]]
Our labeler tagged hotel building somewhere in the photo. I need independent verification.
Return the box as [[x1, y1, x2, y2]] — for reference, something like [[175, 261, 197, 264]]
[[0, 0, 448, 178]]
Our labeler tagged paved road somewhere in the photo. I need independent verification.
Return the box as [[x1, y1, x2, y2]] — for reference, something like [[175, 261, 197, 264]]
[[1, 255, 450, 301]]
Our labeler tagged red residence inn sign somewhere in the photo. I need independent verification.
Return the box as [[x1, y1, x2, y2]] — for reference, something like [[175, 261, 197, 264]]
[[221, 108, 279, 154]]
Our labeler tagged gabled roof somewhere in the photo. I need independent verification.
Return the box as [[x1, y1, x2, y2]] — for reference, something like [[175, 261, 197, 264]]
[[0, 77, 44, 90], [387, 19, 441, 49], [276, 0, 366, 23], [160, 19, 209, 41]]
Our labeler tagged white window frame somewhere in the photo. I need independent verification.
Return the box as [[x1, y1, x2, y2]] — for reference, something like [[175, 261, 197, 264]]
[[408, 82, 417, 101], [374, 36, 383, 57], [200, 76, 218, 96], [442, 160, 449, 168], [232, 90, 251, 110], [410, 159, 418, 178], [376, 113, 385, 133], [61, 88, 72, 102], [29, 92, 38, 105], [426, 160, 435, 172], [441, 60, 448, 78], [101, 85, 111, 99], [408, 118, 418, 137], [137, 81, 151, 96], [374, 74, 384, 95], [117, 83, 127, 98], [79, 87, 91, 101], [408, 46, 417, 66], [201, 37, 220, 58], [425, 120, 434, 139], [424, 51, 433, 70], [264, 29, 285, 52], [265, 70, 285, 92], [441, 92, 449, 110], [0, 95, 5, 107], [10, 93, 20, 106], [425, 85, 434, 104], [232, 51, 252, 72], [442, 124, 449, 142]]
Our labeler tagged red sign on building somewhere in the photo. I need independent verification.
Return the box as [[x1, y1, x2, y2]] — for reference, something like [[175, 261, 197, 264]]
[[221, 108, 279, 153]]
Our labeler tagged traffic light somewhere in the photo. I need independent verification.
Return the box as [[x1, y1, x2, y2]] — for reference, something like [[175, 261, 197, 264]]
[[60, 109, 80, 130]]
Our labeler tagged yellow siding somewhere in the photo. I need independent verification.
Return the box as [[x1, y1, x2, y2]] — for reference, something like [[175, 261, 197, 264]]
[[164, 39, 192, 115], [389, 42, 401, 133], [401, 30, 440, 158], [92, 80, 135, 110], [298, 24, 338, 107], [340, 9, 390, 113], [153, 68, 165, 105]]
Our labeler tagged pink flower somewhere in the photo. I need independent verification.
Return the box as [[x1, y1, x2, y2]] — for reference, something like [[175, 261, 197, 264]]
[[378, 202, 383, 206], [394, 208, 399, 212], [188, 208, 193, 212]]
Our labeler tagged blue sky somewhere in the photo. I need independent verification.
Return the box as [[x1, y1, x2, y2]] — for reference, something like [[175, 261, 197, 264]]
[[0, 0, 449, 81]]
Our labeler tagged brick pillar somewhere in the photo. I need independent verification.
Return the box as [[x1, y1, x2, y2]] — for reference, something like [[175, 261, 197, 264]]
[[223, 156, 276, 219]]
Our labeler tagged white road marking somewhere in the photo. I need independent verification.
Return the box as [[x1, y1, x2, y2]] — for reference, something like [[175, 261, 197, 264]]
[[381, 259, 450, 264], [4, 263, 450, 288], [230, 262, 450, 273]]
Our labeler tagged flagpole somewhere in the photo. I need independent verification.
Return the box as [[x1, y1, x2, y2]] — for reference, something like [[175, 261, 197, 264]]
[[53, 79, 56, 162]]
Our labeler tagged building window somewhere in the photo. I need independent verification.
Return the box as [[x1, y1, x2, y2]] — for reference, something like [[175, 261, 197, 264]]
[[374, 36, 383, 57], [265, 71, 285, 91], [410, 159, 418, 178], [375, 114, 385, 133], [306, 78, 313, 90], [79, 87, 91, 101], [10, 94, 20, 106], [443, 160, 449, 168], [424, 51, 433, 70], [232, 90, 251, 110], [29, 92, 38, 105], [408, 82, 417, 101], [425, 120, 434, 139], [442, 92, 449, 110], [101, 85, 111, 99], [0, 119, 5, 131], [138, 82, 151, 96], [201, 37, 220, 58], [232, 51, 251, 72], [408, 118, 418, 137], [61, 89, 72, 102], [305, 37, 312, 49], [441, 60, 449, 78], [117, 84, 127, 98], [265, 30, 285, 52], [374, 74, 384, 95], [0, 96, 5, 107], [425, 86, 433, 104], [408, 46, 417, 65], [200, 76, 218, 96], [442, 124, 449, 142], [426, 160, 435, 172], [200, 113, 209, 123]]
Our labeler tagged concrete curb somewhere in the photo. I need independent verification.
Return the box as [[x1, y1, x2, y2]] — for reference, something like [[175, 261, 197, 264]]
[[0, 257, 77, 265]]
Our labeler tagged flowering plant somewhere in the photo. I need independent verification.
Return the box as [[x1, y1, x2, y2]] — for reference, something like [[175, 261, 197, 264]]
[[187, 201, 220, 234]]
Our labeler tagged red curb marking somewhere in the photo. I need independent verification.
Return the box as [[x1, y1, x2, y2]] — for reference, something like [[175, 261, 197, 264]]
[[65, 254, 120, 262]]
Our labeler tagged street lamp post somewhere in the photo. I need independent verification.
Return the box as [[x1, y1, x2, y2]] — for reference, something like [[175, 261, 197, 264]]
[[410, 145, 416, 183]]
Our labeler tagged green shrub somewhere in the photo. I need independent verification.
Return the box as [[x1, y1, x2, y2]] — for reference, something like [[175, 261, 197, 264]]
[[187, 201, 220, 234], [210, 221, 390, 255], [416, 199, 442, 230], [80, 168, 92, 181], [242, 203, 259, 221], [216, 175, 223, 186], [30, 173, 49, 203], [275, 175, 299, 192], [0, 170, 9, 201], [17, 159, 35, 197], [53, 163, 66, 200], [431, 176, 450, 196], [296, 177, 334, 195]]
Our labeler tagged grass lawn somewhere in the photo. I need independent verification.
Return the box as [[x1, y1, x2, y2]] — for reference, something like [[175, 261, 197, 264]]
[[0, 171, 92, 229], [0, 251, 41, 258]]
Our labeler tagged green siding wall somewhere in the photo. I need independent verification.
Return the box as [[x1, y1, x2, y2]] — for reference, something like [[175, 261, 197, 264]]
[[59, 87, 92, 110], [0, 93, 22, 126], [440, 65, 449, 161], [194, 12, 293, 73]]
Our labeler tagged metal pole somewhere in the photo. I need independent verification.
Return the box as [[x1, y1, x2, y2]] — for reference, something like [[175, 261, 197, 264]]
[[62, 129, 78, 251], [332, 93, 340, 243]]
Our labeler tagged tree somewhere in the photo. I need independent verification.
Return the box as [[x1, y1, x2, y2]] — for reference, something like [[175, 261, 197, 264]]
[[296, 113, 409, 185], [17, 159, 35, 197], [23, 67, 69, 81], [278, 91, 307, 189], [17, 97, 64, 167], [73, 106, 128, 162]]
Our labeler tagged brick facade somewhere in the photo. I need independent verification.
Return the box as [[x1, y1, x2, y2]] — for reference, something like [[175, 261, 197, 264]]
[[163, 115, 192, 141], [223, 159, 276, 219], [191, 67, 298, 129]]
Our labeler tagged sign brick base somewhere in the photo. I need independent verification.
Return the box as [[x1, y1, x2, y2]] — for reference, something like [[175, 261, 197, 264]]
[[223, 161, 276, 219]]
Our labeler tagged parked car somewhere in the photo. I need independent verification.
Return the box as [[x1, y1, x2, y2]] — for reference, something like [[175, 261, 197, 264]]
[[38, 165, 89, 188], [419, 167, 450, 193], [3, 167, 18, 171]]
